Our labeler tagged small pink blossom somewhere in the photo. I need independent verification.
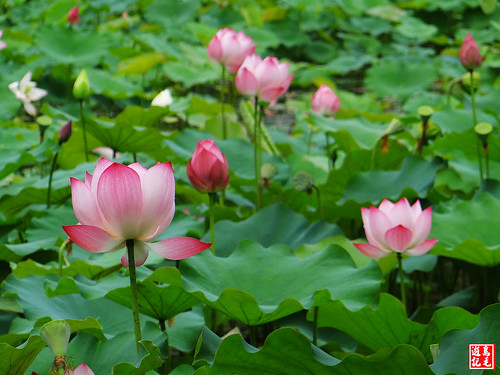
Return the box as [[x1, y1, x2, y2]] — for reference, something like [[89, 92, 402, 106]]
[[311, 85, 341, 116], [187, 139, 229, 193], [67, 6, 80, 24], [235, 54, 293, 103], [460, 33, 482, 70], [63, 158, 211, 267], [71, 364, 94, 375], [354, 198, 437, 258], [207, 28, 255, 73]]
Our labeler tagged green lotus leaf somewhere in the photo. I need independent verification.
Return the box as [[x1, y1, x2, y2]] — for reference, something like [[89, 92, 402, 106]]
[[340, 156, 445, 204], [155, 240, 381, 325], [112, 340, 163, 374], [195, 327, 433, 374], [0, 335, 45, 375], [310, 293, 479, 362], [86, 68, 142, 100], [431, 303, 500, 374], [202, 204, 342, 257], [431, 193, 500, 266], [36, 27, 111, 65]]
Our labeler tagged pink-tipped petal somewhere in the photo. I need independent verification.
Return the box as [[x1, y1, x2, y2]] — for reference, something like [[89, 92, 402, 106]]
[[128, 162, 147, 177], [409, 206, 432, 247], [259, 87, 284, 103], [378, 199, 394, 214], [385, 225, 412, 252], [120, 240, 150, 267], [389, 198, 414, 230], [365, 206, 393, 249], [235, 67, 258, 96], [90, 158, 113, 194], [207, 36, 223, 62], [63, 225, 124, 253], [139, 162, 176, 241], [148, 237, 211, 260], [96, 163, 143, 239], [406, 238, 438, 256], [73, 363, 95, 375], [71, 177, 103, 227], [354, 242, 390, 259]]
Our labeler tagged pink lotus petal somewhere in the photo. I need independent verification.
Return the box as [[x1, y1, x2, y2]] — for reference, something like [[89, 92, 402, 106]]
[[235, 67, 258, 96], [207, 36, 222, 62], [385, 225, 412, 252], [148, 237, 211, 260], [410, 200, 423, 220], [255, 57, 280, 91], [259, 87, 284, 103], [63, 225, 124, 253], [409, 206, 432, 247], [389, 198, 414, 230], [139, 162, 176, 241], [120, 240, 150, 267], [128, 162, 147, 177], [70, 177, 103, 227], [97, 163, 143, 239], [378, 199, 394, 214], [406, 238, 438, 256], [353, 242, 390, 259], [365, 206, 393, 249], [90, 158, 113, 194], [73, 363, 95, 375]]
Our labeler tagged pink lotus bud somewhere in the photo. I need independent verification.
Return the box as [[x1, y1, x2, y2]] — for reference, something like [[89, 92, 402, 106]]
[[311, 85, 340, 116], [235, 54, 293, 103], [0, 30, 6, 50], [460, 33, 482, 71], [67, 6, 80, 24], [58, 120, 72, 145], [207, 28, 255, 73], [187, 139, 229, 193], [72, 363, 95, 375], [354, 198, 437, 258], [62, 158, 211, 267]]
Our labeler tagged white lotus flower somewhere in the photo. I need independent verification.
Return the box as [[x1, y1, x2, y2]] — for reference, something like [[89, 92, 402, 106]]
[[9, 71, 48, 116], [151, 89, 173, 107]]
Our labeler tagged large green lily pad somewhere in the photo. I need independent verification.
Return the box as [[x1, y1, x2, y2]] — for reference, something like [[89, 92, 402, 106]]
[[154, 241, 381, 325]]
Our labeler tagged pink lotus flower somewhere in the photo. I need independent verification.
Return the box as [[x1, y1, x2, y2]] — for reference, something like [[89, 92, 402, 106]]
[[460, 33, 482, 71], [312, 85, 341, 116], [187, 139, 229, 193], [235, 54, 294, 103], [63, 158, 211, 266], [0, 30, 6, 50], [71, 364, 94, 375], [207, 28, 256, 73], [354, 198, 437, 258], [67, 6, 80, 24]]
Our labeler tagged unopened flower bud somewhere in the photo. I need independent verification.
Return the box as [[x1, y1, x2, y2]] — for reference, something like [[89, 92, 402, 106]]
[[58, 120, 72, 145], [73, 69, 90, 100], [459, 33, 482, 71], [67, 6, 80, 24], [40, 320, 71, 357]]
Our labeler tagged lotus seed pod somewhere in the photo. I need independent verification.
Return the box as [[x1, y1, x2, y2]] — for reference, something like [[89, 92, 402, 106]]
[[292, 171, 313, 192], [261, 163, 278, 180], [40, 320, 71, 357], [461, 71, 480, 94]]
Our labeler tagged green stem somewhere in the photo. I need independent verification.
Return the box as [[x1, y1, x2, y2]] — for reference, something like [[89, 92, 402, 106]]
[[47, 152, 59, 208], [58, 239, 70, 276], [80, 100, 89, 162], [470, 70, 483, 182], [312, 185, 323, 220], [208, 192, 217, 255], [325, 133, 331, 171], [220, 65, 227, 139], [126, 239, 142, 354], [312, 306, 319, 346], [397, 253, 406, 311], [253, 97, 262, 210]]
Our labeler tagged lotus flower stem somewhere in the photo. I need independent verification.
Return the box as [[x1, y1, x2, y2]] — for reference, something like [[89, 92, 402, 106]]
[[220, 65, 227, 139], [469, 70, 483, 182], [208, 192, 217, 254], [47, 152, 59, 208], [79, 100, 89, 162], [58, 238, 70, 276], [312, 306, 319, 345], [397, 253, 406, 311], [253, 97, 262, 210], [126, 239, 142, 354], [312, 185, 323, 220]]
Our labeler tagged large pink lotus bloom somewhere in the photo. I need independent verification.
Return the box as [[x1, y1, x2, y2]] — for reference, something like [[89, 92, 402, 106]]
[[207, 28, 255, 73], [460, 33, 482, 71], [187, 139, 229, 193], [354, 198, 437, 259], [311, 85, 341, 116], [63, 158, 211, 267], [235, 54, 294, 103], [71, 364, 94, 375], [67, 5, 80, 24]]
